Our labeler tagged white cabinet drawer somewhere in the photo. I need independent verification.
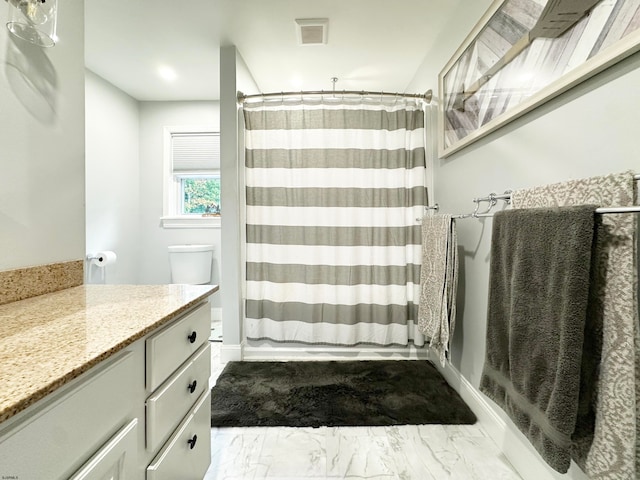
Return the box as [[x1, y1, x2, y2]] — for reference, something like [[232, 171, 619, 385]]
[[146, 342, 211, 452], [69, 419, 138, 480], [146, 303, 210, 391], [146, 390, 211, 480]]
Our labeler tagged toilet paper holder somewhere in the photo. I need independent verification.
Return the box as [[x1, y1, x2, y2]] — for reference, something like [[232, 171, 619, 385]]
[[86, 251, 117, 267]]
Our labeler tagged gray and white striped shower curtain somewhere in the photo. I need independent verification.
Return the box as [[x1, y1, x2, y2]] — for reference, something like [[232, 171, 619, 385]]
[[243, 99, 427, 346]]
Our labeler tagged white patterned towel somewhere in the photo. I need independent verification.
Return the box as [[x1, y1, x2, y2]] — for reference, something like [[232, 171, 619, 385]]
[[417, 213, 458, 366]]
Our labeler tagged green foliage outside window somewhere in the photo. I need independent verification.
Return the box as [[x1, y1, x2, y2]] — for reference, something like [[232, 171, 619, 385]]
[[182, 177, 221, 214]]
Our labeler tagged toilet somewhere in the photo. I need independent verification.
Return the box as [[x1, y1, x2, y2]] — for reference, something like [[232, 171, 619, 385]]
[[168, 244, 214, 284]]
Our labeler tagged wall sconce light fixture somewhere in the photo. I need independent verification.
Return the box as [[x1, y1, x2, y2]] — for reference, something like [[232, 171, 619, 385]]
[[5, 0, 58, 47]]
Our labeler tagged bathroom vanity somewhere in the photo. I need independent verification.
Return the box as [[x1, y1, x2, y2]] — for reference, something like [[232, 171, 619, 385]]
[[0, 284, 218, 480]]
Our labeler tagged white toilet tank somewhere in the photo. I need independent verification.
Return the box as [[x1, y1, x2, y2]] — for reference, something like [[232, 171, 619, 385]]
[[168, 244, 214, 284]]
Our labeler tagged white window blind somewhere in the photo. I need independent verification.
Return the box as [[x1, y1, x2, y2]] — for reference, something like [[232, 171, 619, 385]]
[[172, 133, 220, 171]]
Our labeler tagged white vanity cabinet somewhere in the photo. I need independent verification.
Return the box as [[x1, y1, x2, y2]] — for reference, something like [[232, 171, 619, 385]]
[[145, 303, 212, 480], [0, 347, 144, 480], [0, 288, 215, 480], [69, 419, 139, 480]]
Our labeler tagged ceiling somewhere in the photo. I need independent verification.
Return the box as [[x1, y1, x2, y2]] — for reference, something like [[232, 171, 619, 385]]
[[84, 0, 464, 102]]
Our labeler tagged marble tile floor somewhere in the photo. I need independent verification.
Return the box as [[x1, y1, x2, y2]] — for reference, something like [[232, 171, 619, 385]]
[[205, 342, 522, 480], [210, 320, 223, 343]]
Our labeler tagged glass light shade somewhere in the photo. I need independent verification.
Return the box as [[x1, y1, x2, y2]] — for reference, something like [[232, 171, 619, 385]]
[[6, 0, 58, 47]]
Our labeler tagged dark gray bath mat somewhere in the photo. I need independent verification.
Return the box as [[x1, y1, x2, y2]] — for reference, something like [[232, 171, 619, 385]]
[[210, 360, 477, 427]]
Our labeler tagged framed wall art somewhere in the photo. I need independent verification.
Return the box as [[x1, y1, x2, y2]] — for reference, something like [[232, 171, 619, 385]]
[[438, 0, 640, 157]]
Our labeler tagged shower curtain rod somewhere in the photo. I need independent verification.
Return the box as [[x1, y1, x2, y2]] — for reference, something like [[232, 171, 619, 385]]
[[237, 89, 433, 104]]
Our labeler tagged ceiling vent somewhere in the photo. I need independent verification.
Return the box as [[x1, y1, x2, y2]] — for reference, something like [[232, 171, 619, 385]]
[[295, 18, 328, 46]]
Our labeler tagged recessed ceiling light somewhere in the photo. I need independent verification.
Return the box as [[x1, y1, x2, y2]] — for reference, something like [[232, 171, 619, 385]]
[[290, 75, 303, 89], [158, 65, 177, 82]]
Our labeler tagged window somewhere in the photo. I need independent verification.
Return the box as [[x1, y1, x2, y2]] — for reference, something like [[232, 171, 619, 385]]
[[162, 127, 221, 228], [179, 175, 221, 215]]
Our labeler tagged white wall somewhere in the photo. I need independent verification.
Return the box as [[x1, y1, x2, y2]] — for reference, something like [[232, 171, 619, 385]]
[[407, 4, 640, 479], [425, 59, 640, 384], [85, 70, 140, 284], [219, 45, 259, 358], [85, 77, 221, 291], [0, 0, 85, 271], [137, 101, 221, 301]]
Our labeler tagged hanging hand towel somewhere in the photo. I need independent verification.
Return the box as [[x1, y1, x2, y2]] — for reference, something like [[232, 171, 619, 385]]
[[480, 205, 597, 474], [417, 213, 458, 366], [511, 171, 639, 479]]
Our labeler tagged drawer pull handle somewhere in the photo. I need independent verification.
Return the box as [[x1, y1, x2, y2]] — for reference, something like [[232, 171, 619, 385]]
[[188, 380, 198, 394], [187, 434, 198, 450], [187, 331, 197, 343]]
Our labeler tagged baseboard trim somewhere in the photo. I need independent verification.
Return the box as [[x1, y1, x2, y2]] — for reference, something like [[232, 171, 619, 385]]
[[242, 344, 430, 361], [438, 361, 588, 480], [220, 342, 243, 363]]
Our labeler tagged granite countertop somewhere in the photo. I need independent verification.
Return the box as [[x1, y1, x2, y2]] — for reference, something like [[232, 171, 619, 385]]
[[0, 284, 218, 423]]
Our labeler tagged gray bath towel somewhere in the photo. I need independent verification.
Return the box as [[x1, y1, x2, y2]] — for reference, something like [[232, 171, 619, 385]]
[[480, 205, 597, 473], [512, 171, 639, 479], [417, 214, 458, 366]]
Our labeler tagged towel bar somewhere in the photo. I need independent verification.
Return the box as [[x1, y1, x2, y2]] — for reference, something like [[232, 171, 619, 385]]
[[450, 174, 640, 219]]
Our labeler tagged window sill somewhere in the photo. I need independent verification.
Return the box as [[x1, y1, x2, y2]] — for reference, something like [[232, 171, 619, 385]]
[[160, 215, 221, 229]]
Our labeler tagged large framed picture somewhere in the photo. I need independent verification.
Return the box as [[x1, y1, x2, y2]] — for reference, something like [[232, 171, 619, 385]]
[[438, 0, 640, 157]]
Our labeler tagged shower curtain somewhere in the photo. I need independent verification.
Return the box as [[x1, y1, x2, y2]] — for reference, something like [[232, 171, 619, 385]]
[[243, 98, 427, 346]]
